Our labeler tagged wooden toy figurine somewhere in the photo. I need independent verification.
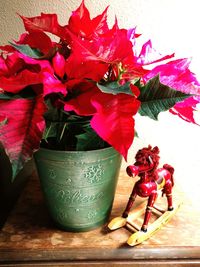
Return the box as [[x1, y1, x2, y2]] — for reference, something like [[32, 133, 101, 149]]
[[108, 145, 182, 246]]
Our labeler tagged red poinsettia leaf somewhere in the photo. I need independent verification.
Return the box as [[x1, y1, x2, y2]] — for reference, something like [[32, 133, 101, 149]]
[[65, 52, 108, 81], [17, 51, 53, 73], [0, 52, 50, 95], [0, 44, 15, 53], [16, 32, 53, 54], [0, 96, 46, 180], [144, 58, 200, 93], [65, 26, 136, 81], [13, 52, 67, 96], [10, 52, 67, 96], [68, 0, 90, 37], [1, 52, 25, 77], [94, 28, 134, 63], [127, 27, 141, 47], [19, 13, 67, 40], [137, 40, 175, 66], [170, 97, 200, 124], [52, 52, 66, 78], [0, 55, 8, 75], [42, 72, 67, 96], [91, 6, 109, 35], [0, 69, 42, 93], [66, 24, 134, 63], [91, 93, 140, 160], [68, 0, 109, 38], [64, 81, 98, 115], [65, 30, 109, 81]]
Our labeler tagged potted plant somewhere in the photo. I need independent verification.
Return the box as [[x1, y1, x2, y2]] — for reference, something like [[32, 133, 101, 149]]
[[0, 1, 199, 231]]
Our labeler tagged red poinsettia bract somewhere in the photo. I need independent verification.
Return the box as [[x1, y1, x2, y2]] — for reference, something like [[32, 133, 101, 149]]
[[0, 96, 46, 179], [91, 93, 140, 160]]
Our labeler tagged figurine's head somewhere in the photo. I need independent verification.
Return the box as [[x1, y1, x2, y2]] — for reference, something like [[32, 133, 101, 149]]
[[135, 145, 160, 169]]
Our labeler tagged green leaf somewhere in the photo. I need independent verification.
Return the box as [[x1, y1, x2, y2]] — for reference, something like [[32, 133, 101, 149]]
[[44, 99, 61, 122], [97, 81, 134, 96], [9, 42, 43, 59], [0, 88, 36, 100], [134, 130, 139, 138], [43, 121, 60, 141], [76, 128, 106, 151], [138, 75, 191, 120], [0, 93, 14, 100]]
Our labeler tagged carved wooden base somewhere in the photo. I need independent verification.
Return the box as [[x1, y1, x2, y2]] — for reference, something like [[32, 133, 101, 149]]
[[108, 200, 182, 246]]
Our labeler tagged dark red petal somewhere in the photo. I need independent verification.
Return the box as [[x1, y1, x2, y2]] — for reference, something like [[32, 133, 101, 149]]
[[0, 45, 15, 53], [16, 32, 53, 54], [0, 96, 46, 179], [0, 55, 8, 75], [64, 82, 97, 115], [0, 69, 42, 93], [65, 52, 108, 81]]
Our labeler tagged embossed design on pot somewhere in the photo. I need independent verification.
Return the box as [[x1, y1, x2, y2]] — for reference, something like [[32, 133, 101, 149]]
[[75, 208, 80, 212], [49, 169, 56, 179], [56, 189, 68, 200], [84, 164, 104, 184], [54, 189, 104, 205], [65, 178, 72, 185], [56, 211, 69, 222], [87, 210, 97, 219], [54, 205, 69, 222]]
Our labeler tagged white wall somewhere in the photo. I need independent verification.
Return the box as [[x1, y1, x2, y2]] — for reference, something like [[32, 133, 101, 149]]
[[1, 0, 200, 201]]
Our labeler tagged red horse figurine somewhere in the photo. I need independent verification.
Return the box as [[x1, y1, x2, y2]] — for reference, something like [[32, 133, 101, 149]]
[[122, 145, 174, 232]]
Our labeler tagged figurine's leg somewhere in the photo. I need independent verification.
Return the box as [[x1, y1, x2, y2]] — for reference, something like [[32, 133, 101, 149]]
[[141, 192, 157, 232], [166, 193, 173, 211], [163, 183, 173, 211], [122, 188, 137, 218]]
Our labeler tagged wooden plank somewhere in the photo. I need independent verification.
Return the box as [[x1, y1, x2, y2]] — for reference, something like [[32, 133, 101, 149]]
[[0, 259, 200, 267]]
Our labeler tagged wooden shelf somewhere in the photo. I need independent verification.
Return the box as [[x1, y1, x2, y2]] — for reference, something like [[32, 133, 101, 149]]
[[0, 169, 200, 266]]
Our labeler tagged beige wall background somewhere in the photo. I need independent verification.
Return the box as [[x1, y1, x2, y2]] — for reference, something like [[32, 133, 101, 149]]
[[0, 0, 200, 202]]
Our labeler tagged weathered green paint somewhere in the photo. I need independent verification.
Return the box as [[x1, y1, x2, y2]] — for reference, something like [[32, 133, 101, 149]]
[[34, 147, 122, 232]]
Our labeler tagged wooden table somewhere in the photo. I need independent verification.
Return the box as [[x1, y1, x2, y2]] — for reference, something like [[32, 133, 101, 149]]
[[0, 169, 200, 266]]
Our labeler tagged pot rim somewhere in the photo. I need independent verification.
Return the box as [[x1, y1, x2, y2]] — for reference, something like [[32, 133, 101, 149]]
[[35, 145, 119, 156]]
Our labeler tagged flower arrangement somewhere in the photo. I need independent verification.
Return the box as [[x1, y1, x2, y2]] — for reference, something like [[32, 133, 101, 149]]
[[0, 1, 199, 180]]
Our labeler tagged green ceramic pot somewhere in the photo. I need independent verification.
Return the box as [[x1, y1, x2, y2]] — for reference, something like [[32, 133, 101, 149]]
[[34, 146, 122, 232]]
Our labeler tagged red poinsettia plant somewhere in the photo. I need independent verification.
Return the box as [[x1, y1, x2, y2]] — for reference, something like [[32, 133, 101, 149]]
[[0, 1, 199, 180]]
